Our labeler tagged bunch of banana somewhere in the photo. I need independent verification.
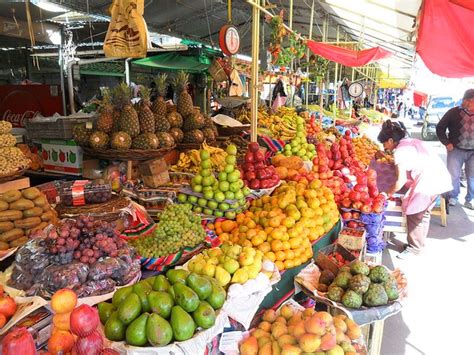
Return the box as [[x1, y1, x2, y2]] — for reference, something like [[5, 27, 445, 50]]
[[171, 142, 227, 173]]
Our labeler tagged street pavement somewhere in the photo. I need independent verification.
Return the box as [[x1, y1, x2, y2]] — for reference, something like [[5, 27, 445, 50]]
[[381, 122, 474, 354]]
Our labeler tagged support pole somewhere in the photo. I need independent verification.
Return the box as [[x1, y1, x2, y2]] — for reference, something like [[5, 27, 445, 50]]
[[305, 0, 315, 109], [319, 15, 327, 120], [249, 0, 260, 142], [333, 25, 340, 125], [289, 0, 294, 72], [58, 25, 67, 115]]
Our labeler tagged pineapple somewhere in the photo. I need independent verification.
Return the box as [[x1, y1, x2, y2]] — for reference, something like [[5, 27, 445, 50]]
[[172, 71, 194, 117], [72, 124, 92, 147], [183, 109, 205, 131], [183, 129, 204, 144], [89, 131, 109, 150], [152, 73, 168, 117], [116, 83, 140, 138], [132, 133, 159, 150], [155, 114, 171, 132], [169, 127, 184, 143], [156, 132, 175, 148], [167, 111, 183, 128], [96, 88, 114, 133], [202, 127, 216, 142], [138, 87, 155, 133], [111, 131, 132, 150]]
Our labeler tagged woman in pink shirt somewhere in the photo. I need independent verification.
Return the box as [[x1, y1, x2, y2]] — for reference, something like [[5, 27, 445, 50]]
[[378, 121, 452, 259]]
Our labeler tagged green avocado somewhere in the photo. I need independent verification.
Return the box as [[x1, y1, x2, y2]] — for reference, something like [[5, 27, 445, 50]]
[[147, 291, 174, 319], [192, 301, 216, 329], [153, 274, 171, 292], [146, 313, 173, 347], [104, 311, 126, 341], [205, 277, 226, 310], [173, 282, 200, 313], [133, 282, 152, 313], [144, 276, 157, 287], [97, 302, 115, 325], [118, 293, 142, 325], [170, 305, 196, 341], [186, 272, 212, 300], [126, 312, 149, 346], [166, 269, 189, 284], [112, 286, 133, 308]]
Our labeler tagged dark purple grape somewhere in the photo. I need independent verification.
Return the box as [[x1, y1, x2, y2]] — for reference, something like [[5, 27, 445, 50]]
[[80, 255, 89, 263]]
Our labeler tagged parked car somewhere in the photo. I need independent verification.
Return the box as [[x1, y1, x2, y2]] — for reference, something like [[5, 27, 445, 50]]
[[421, 96, 461, 140]]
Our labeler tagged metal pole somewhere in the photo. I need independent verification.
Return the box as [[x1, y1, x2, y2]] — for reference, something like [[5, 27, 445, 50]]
[[249, 0, 260, 142], [333, 25, 340, 125], [319, 15, 327, 119], [58, 25, 67, 115], [305, 0, 315, 109], [289, 0, 294, 72]]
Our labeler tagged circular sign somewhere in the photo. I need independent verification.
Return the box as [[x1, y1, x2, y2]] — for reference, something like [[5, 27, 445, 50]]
[[219, 25, 240, 56], [348, 82, 364, 98]]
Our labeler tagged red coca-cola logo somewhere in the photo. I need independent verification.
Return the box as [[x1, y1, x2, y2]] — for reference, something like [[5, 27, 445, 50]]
[[2, 110, 39, 128]]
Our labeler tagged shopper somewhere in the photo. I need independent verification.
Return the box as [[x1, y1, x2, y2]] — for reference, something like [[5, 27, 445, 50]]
[[436, 89, 474, 209], [378, 120, 452, 259]]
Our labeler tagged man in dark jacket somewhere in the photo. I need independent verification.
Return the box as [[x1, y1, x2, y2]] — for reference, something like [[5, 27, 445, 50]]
[[436, 89, 474, 209]]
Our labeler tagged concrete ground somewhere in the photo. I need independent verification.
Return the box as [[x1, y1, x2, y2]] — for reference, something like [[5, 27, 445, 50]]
[[381, 121, 474, 354]]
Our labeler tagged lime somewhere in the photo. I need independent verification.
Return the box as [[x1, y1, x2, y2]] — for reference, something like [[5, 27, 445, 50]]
[[188, 195, 198, 204], [219, 202, 230, 210], [201, 169, 212, 177], [200, 150, 210, 160], [225, 155, 236, 165], [218, 171, 227, 181], [218, 181, 230, 192], [193, 206, 203, 213], [198, 198, 208, 207], [193, 185, 203, 193], [214, 210, 224, 217], [229, 181, 240, 193], [227, 171, 240, 183], [202, 176, 214, 187], [193, 175, 203, 185], [224, 164, 234, 173], [226, 144, 237, 155], [203, 190, 214, 200], [208, 200, 218, 209], [201, 160, 211, 169]]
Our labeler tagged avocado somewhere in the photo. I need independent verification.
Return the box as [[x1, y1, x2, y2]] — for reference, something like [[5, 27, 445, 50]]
[[118, 293, 142, 325], [166, 269, 189, 284], [153, 274, 171, 292], [97, 302, 115, 325], [112, 285, 133, 308], [147, 291, 174, 319], [104, 311, 126, 341], [186, 272, 212, 300], [133, 282, 152, 313], [146, 313, 173, 347], [173, 282, 200, 313], [145, 276, 157, 287], [192, 301, 216, 329], [205, 278, 226, 310], [170, 305, 196, 341], [125, 312, 150, 346]]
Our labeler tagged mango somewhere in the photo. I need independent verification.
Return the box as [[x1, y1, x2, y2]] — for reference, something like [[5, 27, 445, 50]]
[[104, 311, 126, 341], [173, 282, 199, 312], [186, 272, 212, 300], [118, 293, 142, 325], [125, 313, 149, 346], [153, 274, 171, 292], [240, 336, 258, 355], [166, 269, 189, 284], [148, 291, 174, 319], [97, 302, 115, 325], [192, 301, 216, 329], [146, 313, 172, 347], [170, 305, 196, 341]]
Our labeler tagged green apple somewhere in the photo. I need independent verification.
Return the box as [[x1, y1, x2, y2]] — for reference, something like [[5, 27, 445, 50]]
[[214, 210, 224, 217], [225, 155, 236, 165], [201, 160, 211, 169], [193, 175, 203, 185], [218, 181, 229, 192], [193, 206, 203, 213], [198, 198, 208, 207], [203, 186, 213, 193], [225, 191, 235, 200], [184, 203, 193, 209], [227, 171, 240, 183], [203, 190, 214, 200], [284, 144, 291, 151], [202, 176, 214, 187], [238, 198, 247, 206], [200, 150, 210, 160], [218, 171, 227, 181], [308, 144, 315, 151], [214, 191, 225, 202], [234, 190, 244, 200], [201, 169, 212, 177], [237, 180, 244, 189], [224, 164, 234, 173], [193, 185, 203, 193], [219, 202, 230, 210], [284, 150, 292, 156], [208, 200, 218, 210], [230, 201, 239, 209], [188, 195, 198, 204], [213, 181, 219, 190], [203, 208, 213, 215], [229, 181, 240, 193], [243, 187, 251, 196], [225, 211, 236, 219], [226, 144, 237, 155], [177, 193, 187, 203]]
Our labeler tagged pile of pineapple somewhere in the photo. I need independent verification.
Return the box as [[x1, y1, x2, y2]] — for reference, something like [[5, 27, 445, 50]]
[[74, 71, 218, 151], [0, 121, 30, 176]]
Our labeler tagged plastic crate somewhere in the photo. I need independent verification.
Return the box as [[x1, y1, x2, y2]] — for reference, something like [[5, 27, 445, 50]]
[[26, 117, 91, 140]]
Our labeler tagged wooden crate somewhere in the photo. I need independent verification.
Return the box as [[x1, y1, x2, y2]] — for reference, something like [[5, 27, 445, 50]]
[[0, 177, 30, 193]]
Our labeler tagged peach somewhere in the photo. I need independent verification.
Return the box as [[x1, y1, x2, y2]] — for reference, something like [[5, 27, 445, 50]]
[[298, 333, 322, 353], [320, 332, 337, 351], [302, 308, 315, 319], [258, 336, 272, 348], [333, 318, 347, 333], [240, 336, 258, 355], [275, 316, 287, 324], [51, 289, 77, 314], [304, 315, 325, 336], [315, 311, 333, 328], [272, 340, 281, 355], [258, 321, 272, 333], [335, 328, 346, 344], [271, 322, 288, 338], [280, 344, 302, 355], [280, 305, 294, 320], [262, 309, 278, 323], [288, 321, 306, 339], [259, 341, 272, 355], [48, 330, 74, 353], [52, 312, 71, 331], [326, 344, 344, 355], [346, 325, 362, 340], [252, 328, 271, 339], [288, 312, 303, 326], [277, 334, 297, 347]]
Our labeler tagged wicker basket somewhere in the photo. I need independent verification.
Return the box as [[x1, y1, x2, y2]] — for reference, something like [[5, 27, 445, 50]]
[[26, 117, 92, 140], [0, 167, 28, 184]]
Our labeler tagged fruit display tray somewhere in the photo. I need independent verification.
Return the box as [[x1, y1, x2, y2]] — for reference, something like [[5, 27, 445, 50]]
[[82, 145, 176, 161]]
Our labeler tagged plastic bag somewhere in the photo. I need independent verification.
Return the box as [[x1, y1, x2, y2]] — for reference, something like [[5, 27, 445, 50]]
[[39, 263, 89, 296], [76, 279, 117, 298]]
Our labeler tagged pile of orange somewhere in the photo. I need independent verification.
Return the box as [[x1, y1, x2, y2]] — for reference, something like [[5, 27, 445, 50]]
[[352, 136, 380, 166], [209, 180, 339, 271]]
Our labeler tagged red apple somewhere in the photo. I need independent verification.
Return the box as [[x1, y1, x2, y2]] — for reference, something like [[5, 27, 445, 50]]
[[254, 161, 265, 170], [353, 201, 363, 210], [347, 221, 358, 229], [241, 162, 254, 172], [349, 191, 361, 201], [249, 179, 261, 189], [248, 142, 260, 152], [245, 171, 256, 181], [341, 212, 352, 219], [244, 152, 254, 163], [359, 192, 370, 202], [341, 198, 352, 208], [356, 174, 368, 185], [361, 204, 372, 213], [254, 151, 265, 162]]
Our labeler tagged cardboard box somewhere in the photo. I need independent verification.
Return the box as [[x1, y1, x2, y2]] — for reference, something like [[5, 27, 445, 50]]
[[139, 158, 170, 188], [40, 139, 83, 175], [315, 243, 356, 275], [338, 227, 366, 251]]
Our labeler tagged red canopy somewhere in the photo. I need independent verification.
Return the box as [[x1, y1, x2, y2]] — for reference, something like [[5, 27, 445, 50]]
[[417, 0, 474, 78], [306, 40, 392, 67]]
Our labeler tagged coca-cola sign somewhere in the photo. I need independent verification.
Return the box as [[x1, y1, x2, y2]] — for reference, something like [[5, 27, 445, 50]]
[[0, 85, 62, 128]]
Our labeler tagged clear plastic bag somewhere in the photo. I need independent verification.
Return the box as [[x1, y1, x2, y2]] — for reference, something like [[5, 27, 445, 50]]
[[39, 263, 90, 296], [88, 258, 123, 281], [75, 278, 117, 297]]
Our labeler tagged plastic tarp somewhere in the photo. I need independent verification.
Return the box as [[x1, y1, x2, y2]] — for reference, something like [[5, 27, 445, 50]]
[[133, 52, 211, 73], [413, 91, 428, 107], [306, 40, 392, 67], [417, 0, 474, 78]]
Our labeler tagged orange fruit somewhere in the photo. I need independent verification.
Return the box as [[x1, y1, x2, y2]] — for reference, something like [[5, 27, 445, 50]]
[[284, 259, 295, 269], [258, 242, 271, 254], [275, 260, 285, 271], [51, 289, 77, 314], [271, 240, 283, 252], [282, 241, 291, 250], [0, 313, 6, 328], [53, 312, 71, 331], [275, 250, 286, 261], [285, 250, 295, 260], [265, 251, 276, 262]]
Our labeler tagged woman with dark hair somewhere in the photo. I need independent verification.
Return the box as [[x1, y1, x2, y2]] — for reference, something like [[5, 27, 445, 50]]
[[378, 120, 452, 259]]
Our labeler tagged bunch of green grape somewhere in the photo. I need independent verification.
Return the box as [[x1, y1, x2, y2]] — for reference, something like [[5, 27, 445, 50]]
[[130, 204, 206, 258]]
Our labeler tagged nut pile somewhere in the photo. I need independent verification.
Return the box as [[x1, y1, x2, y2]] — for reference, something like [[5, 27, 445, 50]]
[[0, 121, 30, 176]]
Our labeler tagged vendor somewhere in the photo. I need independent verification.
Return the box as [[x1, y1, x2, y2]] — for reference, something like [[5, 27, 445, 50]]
[[377, 120, 452, 259]]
